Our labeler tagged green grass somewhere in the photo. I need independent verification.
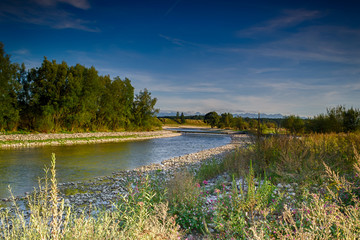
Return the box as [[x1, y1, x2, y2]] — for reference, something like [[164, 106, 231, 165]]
[[63, 188, 89, 196], [159, 118, 209, 127]]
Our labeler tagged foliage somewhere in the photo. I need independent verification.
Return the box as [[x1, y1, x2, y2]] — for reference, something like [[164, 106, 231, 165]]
[[195, 158, 225, 182], [180, 112, 186, 124], [282, 115, 305, 134], [166, 171, 207, 233], [132, 88, 160, 130], [204, 111, 220, 128], [213, 164, 280, 239], [0, 42, 20, 131], [0, 43, 159, 132], [223, 134, 360, 185], [307, 105, 360, 133]]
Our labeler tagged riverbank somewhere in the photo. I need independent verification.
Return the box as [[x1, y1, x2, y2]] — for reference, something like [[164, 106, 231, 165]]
[[2, 133, 360, 239], [0, 130, 181, 148]]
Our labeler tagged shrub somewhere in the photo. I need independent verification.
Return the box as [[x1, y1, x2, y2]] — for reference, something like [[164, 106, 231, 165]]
[[167, 171, 207, 233]]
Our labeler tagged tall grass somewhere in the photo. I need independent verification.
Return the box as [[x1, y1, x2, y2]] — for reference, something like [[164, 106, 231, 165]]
[[2, 133, 360, 239], [211, 133, 360, 239], [0, 154, 182, 240], [223, 133, 360, 185]]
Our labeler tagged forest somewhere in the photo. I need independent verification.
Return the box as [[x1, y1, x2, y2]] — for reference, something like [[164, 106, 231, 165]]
[[0, 43, 160, 132]]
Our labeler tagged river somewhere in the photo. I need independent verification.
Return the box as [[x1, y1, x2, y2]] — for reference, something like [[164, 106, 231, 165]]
[[0, 133, 230, 199]]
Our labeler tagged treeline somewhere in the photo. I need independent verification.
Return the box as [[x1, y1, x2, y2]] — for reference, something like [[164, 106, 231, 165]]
[[203, 111, 279, 131], [284, 106, 360, 134], [204, 106, 360, 135], [0, 43, 159, 132]]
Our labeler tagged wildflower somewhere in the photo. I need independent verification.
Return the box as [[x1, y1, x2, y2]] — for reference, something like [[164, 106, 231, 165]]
[[203, 180, 208, 185], [214, 188, 220, 194]]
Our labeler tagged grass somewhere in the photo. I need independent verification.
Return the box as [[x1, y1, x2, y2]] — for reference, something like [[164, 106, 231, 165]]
[[159, 118, 209, 127], [0, 154, 182, 240], [2, 133, 360, 239]]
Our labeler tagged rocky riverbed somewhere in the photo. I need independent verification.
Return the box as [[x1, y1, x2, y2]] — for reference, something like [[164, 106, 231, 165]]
[[0, 134, 247, 205], [0, 130, 181, 148]]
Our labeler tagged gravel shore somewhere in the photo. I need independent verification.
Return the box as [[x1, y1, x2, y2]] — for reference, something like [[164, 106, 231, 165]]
[[0, 130, 181, 148], [0, 134, 249, 204]]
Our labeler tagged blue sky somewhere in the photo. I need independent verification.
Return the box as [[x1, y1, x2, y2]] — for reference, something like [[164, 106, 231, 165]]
[[1, 0, 359, 117]]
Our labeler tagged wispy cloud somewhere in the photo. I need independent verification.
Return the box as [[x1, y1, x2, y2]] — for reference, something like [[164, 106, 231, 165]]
[[0, 0, 98, 32], [165, 0, 181, 16], [11, 49, 30, 56], [33, 0, 90, 9], [248, 68, 288, 74], [159, 34, 185, 46], [239, 9, 321, 36], [262, 25, 360, 64], [158, 34, 202, 48]]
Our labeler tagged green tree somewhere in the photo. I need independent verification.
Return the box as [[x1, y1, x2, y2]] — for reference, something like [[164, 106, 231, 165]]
[[204, 111, 220, 128], [326, 106, 344, 133], [26, 58, 69, 132], [132, 88, 159, 130], [218, 112, 233, 128], [282, 115, 305, 134], [232, 116, 247, 130], [180, 112, 185, 124], [176, 111, 180, 123], [342, 107, 360, 132], [0, 43, 20, 130], [97, 76, 134, 130]]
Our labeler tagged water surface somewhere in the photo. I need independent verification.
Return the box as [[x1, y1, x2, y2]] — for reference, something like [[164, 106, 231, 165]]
[[0, 133, 230, 198]]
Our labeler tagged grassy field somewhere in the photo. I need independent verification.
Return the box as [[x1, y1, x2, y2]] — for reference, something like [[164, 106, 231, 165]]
[[159, 118, 210, 127], [1, 133, 360, 239]]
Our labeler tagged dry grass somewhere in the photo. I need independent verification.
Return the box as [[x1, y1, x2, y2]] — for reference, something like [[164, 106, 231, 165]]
[[0, 154, 182, 240]]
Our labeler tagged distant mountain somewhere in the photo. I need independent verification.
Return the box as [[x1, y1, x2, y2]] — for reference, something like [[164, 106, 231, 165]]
[[234, 113, 284, 119], [157, 111, 203, 117], [157, 111, 284, 119]]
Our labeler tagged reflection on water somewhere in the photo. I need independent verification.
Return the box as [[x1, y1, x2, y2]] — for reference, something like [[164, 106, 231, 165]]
[[0, 133, 230, 198]]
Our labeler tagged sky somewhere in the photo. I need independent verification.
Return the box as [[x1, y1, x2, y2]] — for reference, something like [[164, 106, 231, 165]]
[[1, 0, 360, 117]]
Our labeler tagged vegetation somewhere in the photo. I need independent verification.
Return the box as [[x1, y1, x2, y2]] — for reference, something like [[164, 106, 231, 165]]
[[0, 43, 159, 132], [307, 106, 360, 133], [158, 117, 208, 127], [201, 106, 360, 135], [203, 111, 279, 133], [0, 154, 182, 239], [2, 133, 360, 239]]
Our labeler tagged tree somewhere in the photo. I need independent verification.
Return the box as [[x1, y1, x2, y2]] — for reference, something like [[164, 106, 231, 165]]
[[219, 113, 233, 128], [132, 88, 159, 129], [204, 111, 220, 128], [180, 112, 185, 124], [326, 106, 344, 133], [0, 43, 20, 130], [282, 115, 305, 134], [176, 112, 180, 123], [97, 76, 134, 130], [232, 116, 247, 130], [342, 107, 360, 132]]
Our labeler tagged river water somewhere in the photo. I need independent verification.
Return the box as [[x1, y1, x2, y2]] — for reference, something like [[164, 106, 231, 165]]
[[0, 133, 230, 199]]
